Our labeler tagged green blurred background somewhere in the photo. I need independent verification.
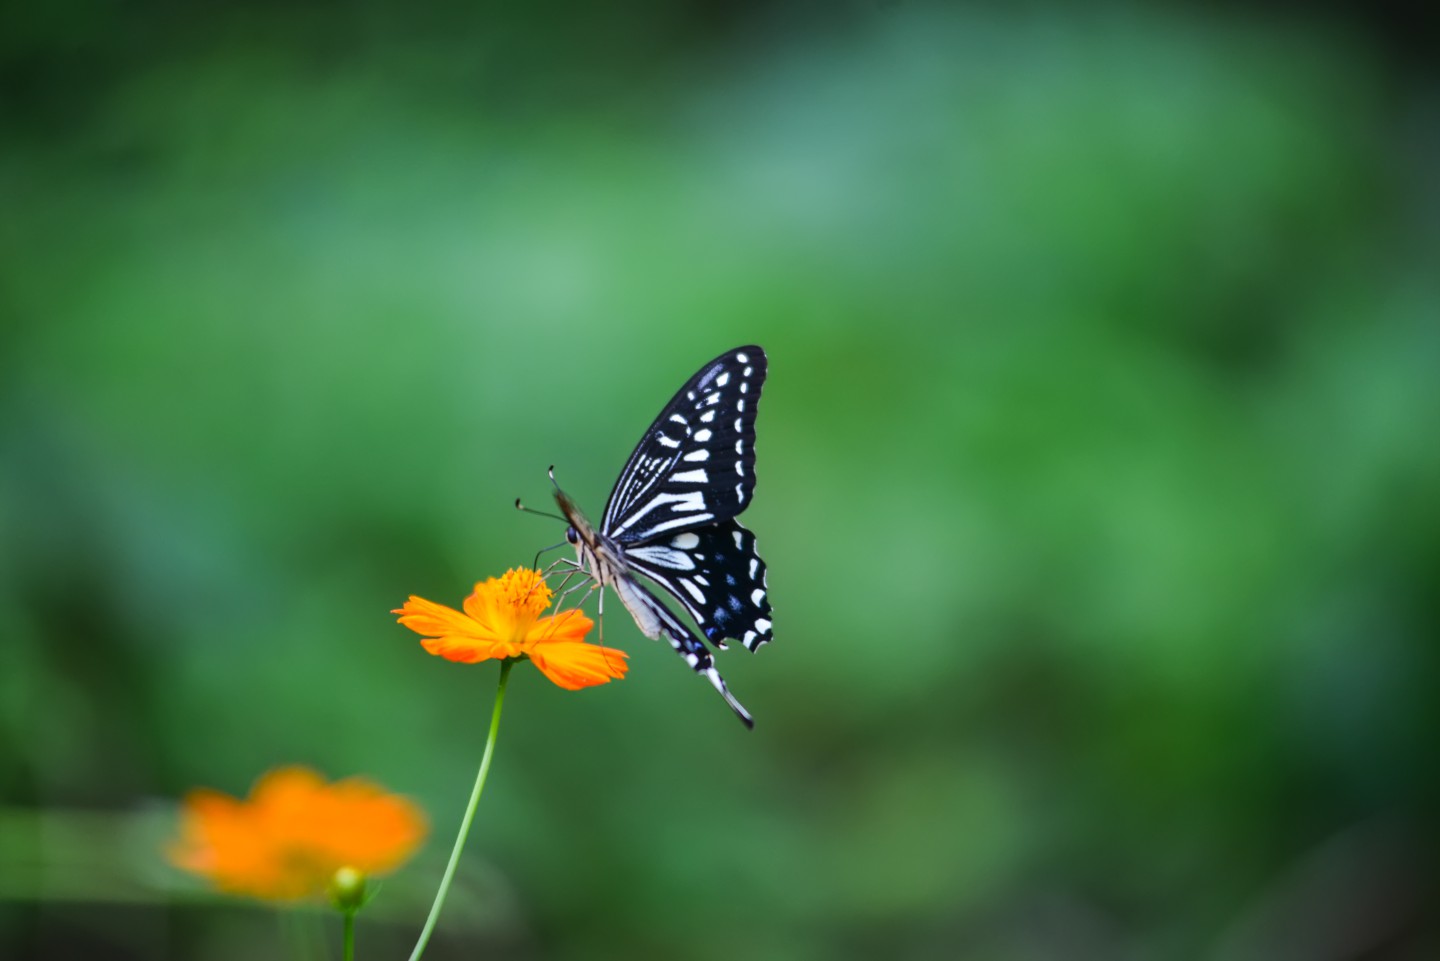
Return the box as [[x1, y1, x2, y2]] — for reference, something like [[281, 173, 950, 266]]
[[3, 1, 1438, 958]]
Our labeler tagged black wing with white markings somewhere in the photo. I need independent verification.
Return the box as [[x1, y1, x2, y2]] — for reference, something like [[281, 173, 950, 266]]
[[601, 346, 766, 545], [622, 519, 773, 652]]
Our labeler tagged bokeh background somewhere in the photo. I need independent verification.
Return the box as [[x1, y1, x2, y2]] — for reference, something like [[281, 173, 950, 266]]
[[3, 1, 1438, 958]]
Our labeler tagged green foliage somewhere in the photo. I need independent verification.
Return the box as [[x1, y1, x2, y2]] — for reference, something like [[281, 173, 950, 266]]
[[2, 2, 1437, 958]]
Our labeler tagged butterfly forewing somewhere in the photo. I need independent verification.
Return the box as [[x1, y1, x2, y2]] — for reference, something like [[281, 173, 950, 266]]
[[622, 519, 773, 652], [601, 347, 766, 545]]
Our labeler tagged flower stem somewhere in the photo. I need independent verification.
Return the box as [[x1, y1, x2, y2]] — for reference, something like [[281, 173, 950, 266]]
[[407, 659, 514, 961], [342, 909, 356, 961]]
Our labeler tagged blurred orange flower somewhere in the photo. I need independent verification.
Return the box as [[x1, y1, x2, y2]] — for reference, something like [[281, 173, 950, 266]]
[[169, 767, 427, 901], [394, 567, 627, 689]]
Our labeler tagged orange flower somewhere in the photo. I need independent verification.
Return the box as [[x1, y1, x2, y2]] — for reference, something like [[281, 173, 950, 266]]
[[169, 767, 427, 902], [394, 568, 627, 689]]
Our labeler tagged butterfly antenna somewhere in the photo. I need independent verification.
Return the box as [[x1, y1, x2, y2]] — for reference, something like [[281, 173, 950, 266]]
[[549, 465, 572, 493], [515, 498, 568, 524]]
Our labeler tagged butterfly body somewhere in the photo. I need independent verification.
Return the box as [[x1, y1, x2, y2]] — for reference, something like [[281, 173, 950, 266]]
[[551, 346, 773, 727]]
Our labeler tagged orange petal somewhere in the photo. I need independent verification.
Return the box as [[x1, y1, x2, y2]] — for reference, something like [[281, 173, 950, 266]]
[[396, 595, 519, 661], [459, 581, 509, 637], [522, 608, 595, 647], [310, 776, 428, 874], [393, 595, 499, 644], [170, 785, 302, 899], [168, 789, 253, 874], [169, 767, 426, 902], [420, 634, 518, 663], [527, 641, 628, 690]]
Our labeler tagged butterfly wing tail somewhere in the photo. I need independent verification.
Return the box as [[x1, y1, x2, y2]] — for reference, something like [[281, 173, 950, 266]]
[[613, 573, 755, 729], [701, 663, 755, 729]]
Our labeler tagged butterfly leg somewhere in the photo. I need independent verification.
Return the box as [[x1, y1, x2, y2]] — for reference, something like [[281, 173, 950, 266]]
[[532, 540, 571, 573], [548, 569, 592, 621], [538, 561, 595, 642], [596, 579, 605, 647], [546, 564, 586, 606]]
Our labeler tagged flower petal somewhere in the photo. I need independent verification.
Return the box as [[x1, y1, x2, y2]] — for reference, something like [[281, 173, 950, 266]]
[[282, 774, 428, 875], [523, 608, 595, 647], [393, 595, 498, 644], [169, 767, 426, 902], [527, 641, 628, 690], [420, 634, 519, 663], [459, 582, 508, 637], [396, 594, 519, 662], [169, 789, 263, 880]]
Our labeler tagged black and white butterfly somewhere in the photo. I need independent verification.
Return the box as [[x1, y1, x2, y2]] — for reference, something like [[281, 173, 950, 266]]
[[548, 346, 772, 727]]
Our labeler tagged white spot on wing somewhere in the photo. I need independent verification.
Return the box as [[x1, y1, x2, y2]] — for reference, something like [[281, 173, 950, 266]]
[[627, 545, 696, 570], [732, 530, 744, 549], [740, 382, 748, 393], [716, 372, 730, 387], [694, 428, 712, 442], [612, 491, 710, 536], [681, 580, 706, 604], [632, 510, 716, 539], [672, 532, 700, 549], [744, 366, 753, 376], [748, 558, 758, 578], [735, 483, 745, 502], [736, 352, 749, 363], [737, 399, 746, 412], [683, 449, 709, 462], [755, 618, 772, 634], [656, 434, 680, 449], [751, 588, 766, 606], [669, 414, 686, 425], [705, 392, 720, 405], [672, 468, 709, 484]]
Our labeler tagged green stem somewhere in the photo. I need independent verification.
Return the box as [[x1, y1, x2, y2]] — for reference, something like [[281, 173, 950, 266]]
[[342, 909, 355, 961], [407, 659, 513, 961]]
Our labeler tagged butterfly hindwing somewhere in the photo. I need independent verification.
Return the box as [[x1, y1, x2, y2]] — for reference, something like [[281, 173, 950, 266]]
[[602, 346, 766, 545], [623, 519, 773, 652]]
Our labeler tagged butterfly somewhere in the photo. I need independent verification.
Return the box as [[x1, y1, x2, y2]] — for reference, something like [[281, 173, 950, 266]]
[[549, 346, 773, 727]]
